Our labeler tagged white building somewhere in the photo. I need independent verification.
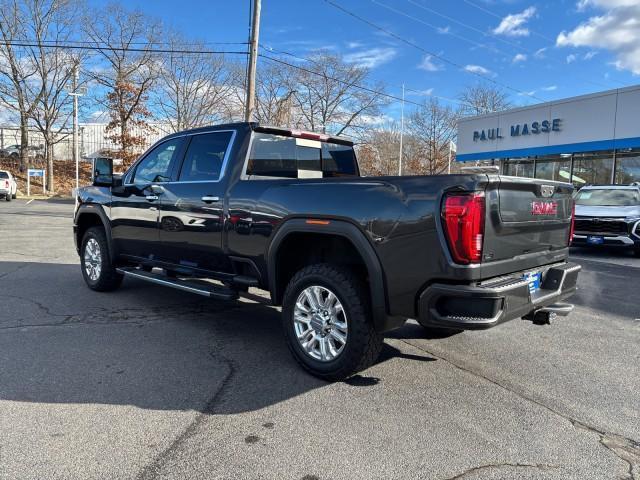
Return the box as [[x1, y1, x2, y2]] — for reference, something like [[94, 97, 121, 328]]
[[456, 85, 640, 185]]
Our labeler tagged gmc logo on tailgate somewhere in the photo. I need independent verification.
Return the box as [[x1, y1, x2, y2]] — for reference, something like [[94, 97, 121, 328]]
[[531, 201, 558, 216]]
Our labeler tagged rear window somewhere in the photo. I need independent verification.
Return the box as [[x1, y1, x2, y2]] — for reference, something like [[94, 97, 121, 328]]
[[0, 172, 8, 179], [575, 188, 640, 206], [246, 133, 358, 179]]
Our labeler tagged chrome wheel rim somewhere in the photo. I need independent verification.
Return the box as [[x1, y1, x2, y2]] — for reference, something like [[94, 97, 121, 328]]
[[84, 238, 102, 281], [293, 285, 348, 362]]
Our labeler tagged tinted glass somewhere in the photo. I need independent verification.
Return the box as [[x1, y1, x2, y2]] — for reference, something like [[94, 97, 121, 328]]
[[572, 152, 613, 186], [247, 133, 357, 178], [0, 172, 8, 179], [179, 132, 233, 181], [575, 189, 640, 206], [503, 158, 534, 178], [247, 134, 297, 178], [535, 155, 572, 182], [133, 138, 182, 184], [322, 143, 358, 177]]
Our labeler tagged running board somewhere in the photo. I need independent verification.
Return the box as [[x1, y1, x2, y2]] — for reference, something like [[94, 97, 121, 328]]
[[116, 267, 239, 300]]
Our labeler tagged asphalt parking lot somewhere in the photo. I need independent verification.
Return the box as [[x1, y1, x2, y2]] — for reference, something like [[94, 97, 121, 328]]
[[0, 200, 638, 480]]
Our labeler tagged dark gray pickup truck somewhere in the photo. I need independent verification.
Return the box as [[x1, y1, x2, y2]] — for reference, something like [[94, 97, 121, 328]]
[[74, 122, 580, 380]]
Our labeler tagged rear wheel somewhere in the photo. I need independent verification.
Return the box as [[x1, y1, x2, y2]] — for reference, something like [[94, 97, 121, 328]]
[[634, 246, 640, 257], [5, 194, 11, 202], [282, 263, 383, 381], [80, 226, 123, 291]]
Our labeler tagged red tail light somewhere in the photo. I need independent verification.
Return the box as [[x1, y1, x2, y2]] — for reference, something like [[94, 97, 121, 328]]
[[3, 181, 8, 189], [569, 201, 575, 245], [442, 192, 485, 264]]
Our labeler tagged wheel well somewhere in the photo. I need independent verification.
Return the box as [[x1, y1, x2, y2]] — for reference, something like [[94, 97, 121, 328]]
[[272, 232, 368, 305], [76, 212, 104, 246]]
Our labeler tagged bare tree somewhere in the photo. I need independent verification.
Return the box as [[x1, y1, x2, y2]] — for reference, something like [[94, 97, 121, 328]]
[[458, 83, 512, 117], [290, 52, 387, 136], [155, 33, 233, 132], [27, 0, 85, 191], [407, 98, 458, 175], [83, 3, 160, 163], [0, 0, 48, 172], [357, 122, 403, 176]]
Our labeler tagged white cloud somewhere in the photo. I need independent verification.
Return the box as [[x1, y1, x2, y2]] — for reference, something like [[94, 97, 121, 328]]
[[534, 47, 547, 59], [464, 64, 495, 76], [418, 55, 443, 72], [518, 90, 538, 97], [512, 53, 527, 63], [347, 41, 363, 49], [437, 26, 451, 34], [557, 1, 640, 74], [409, 88, 435, 97], [493, 7, 537, 37], [566, 54, 577, 63], [584, 50, 598, 60], [343, 47, 397, 68], [541, 85, 558, 91]]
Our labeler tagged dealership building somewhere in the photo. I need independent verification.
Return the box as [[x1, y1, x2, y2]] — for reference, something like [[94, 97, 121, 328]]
[[456, 84, 640, 186]]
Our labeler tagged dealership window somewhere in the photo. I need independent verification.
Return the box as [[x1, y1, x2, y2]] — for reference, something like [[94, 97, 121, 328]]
[[615, 148, 640, 184], [535, 154, 572, 182], [572, 151, 614, 186], [503, 158, 534, 178]]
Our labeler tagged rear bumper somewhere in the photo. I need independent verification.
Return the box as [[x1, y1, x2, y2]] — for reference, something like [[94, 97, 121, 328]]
[[418, 262, 581, 330]]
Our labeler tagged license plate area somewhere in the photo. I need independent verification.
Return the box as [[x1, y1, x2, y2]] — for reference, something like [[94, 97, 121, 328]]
[[523, 271, 542, 293], [587, 235, 604, 245]]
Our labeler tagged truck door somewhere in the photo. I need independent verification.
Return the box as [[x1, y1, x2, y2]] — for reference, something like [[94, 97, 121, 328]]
[[158, 130, 236, 273]]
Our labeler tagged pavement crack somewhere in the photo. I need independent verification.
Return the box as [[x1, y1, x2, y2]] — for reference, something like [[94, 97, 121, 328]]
[[136, 352, 237, 480], [400, 338, 640, 480], [442, 462, 558, 480]]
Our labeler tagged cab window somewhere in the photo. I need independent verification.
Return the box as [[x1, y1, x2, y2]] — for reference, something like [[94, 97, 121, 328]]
[[132, 138, 182, 185], [179, 132, 233, 182]]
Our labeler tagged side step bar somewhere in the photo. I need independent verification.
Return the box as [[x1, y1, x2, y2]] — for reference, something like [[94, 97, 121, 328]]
[[116, 267, 239, 301]]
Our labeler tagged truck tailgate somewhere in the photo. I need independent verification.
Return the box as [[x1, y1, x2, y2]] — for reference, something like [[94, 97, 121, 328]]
[[482, 175, 574, 263]]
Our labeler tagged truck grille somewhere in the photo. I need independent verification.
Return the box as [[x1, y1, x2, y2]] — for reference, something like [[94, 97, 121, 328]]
[[574, 217, 628, 235]]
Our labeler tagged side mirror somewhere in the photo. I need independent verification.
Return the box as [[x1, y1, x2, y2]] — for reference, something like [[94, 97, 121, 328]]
[[92, 157, 114, 186]]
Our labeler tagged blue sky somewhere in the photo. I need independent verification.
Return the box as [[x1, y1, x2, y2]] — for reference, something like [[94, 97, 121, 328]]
[[89, 0, 639, 117]]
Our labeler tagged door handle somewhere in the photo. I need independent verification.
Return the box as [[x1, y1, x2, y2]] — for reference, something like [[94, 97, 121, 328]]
[[146, 195, 159, 201], [201, 196, 220, 203]]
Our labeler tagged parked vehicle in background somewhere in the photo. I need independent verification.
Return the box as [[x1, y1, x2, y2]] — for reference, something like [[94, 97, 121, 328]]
[[0, 170, 18, 201], [572, 184, 640, 255], [73, 122, 580, 380], [2, 144, 44, 160]]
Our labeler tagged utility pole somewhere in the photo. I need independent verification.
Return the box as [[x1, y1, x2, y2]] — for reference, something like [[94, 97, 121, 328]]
[[398, 83, 404, 176], [72, 62, 79, 194], [244, 0, 262, 122]]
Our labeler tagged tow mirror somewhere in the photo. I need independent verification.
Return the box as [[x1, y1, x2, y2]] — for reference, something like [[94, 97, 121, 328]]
[[92, 157, 113, 186]]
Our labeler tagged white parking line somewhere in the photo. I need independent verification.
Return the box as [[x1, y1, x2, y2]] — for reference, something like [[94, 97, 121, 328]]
[[25, 199, 34, 205]]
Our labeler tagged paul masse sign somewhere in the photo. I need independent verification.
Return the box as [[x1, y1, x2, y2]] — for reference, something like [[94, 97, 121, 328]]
[[473, 119, 561, 142]]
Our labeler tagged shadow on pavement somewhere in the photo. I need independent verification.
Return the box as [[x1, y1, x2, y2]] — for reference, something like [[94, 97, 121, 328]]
[[0, 261, 437, 415]]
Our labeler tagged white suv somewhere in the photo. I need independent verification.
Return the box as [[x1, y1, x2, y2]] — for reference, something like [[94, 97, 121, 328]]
[[0, 170, 17, 201]]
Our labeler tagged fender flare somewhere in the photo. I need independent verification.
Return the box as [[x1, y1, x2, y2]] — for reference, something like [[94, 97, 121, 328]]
[[266, 218, 389, 331], [75, 204, 116, 261]]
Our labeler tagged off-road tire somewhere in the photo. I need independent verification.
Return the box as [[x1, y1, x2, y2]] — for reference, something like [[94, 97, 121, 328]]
[[282, 263, 383, 381], [80, 226, 123, 291]]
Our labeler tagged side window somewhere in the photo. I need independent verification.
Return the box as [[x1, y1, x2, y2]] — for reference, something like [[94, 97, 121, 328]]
[[179, 132, 233, 182], [246, 134, 297, 178], [322, 143, 358, 177], [132, 138, 182, 184]]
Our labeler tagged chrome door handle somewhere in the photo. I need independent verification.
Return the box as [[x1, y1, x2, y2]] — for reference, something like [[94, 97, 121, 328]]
[[201, 196, 220, 203], [146, 195, 159, 201]]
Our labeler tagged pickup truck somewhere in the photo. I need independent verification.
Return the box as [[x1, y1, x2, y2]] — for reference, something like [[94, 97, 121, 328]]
[[73, 122, 580, 380], [0, 170, 18, 201]]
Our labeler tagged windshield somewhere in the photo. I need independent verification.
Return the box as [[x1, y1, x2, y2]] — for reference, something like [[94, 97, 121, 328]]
[[575, 188, 640, 206]]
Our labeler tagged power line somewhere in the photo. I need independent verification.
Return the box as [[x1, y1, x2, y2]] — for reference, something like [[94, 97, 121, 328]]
[[1, 41, 248, 56], [323, 0, 546, 101], [260, 42, 462, 105], [259, 53, 428, 108]]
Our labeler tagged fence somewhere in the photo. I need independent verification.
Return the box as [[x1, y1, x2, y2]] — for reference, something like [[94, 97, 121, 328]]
[[0, 122, 173, 163]]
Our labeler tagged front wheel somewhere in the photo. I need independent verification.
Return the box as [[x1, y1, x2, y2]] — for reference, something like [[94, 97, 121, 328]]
[[80, 226, 123, 291], [282, 263, 383, 381]]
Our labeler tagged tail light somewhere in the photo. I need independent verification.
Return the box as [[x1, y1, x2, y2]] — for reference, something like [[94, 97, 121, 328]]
[[3, 180, 8, 189], [569, 201, 575, 245], [442, 192, 485, 264]]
